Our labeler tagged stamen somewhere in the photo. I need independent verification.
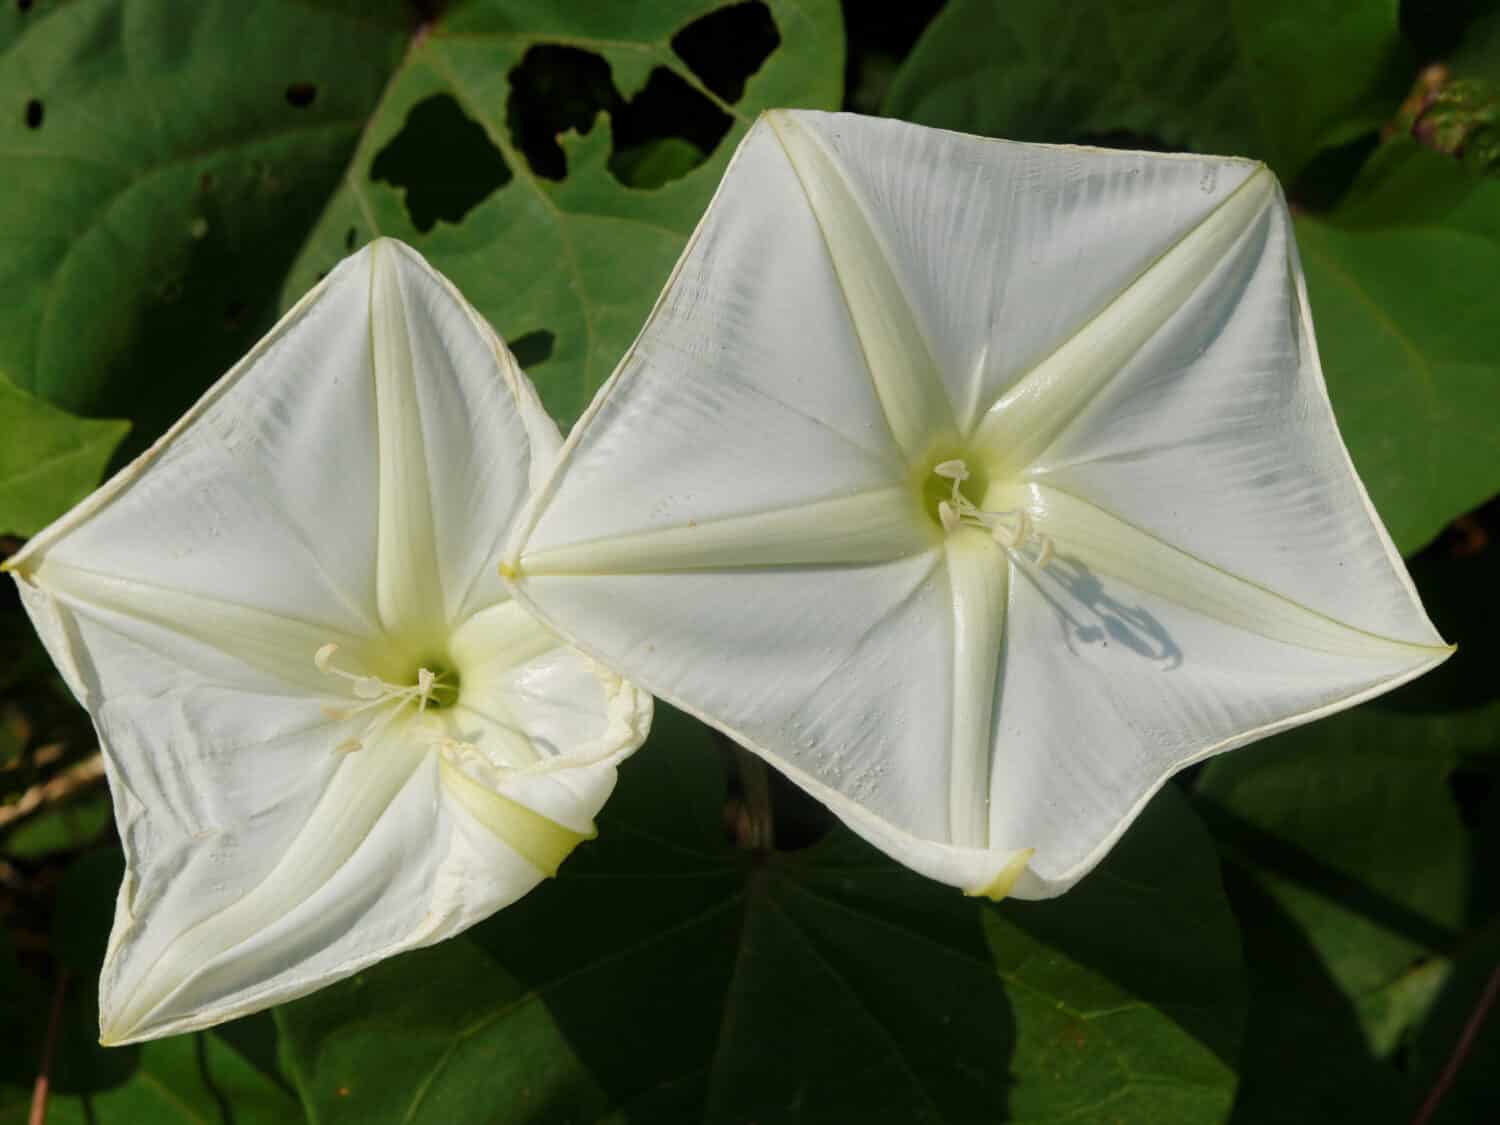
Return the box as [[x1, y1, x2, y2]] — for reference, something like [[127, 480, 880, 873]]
[[931, 466, 1056, 571], [933, 459, 970, 481], [314, 644, 450, 752]]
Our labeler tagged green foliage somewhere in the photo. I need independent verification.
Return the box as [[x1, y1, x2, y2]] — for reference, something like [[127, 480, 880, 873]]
[[281, 0, 844, 426], [278, 709, 1243, 1124], [1295, 140, 1500, 552], [3, 1, 1499, 1122], [883, 0, 1410, 183], [0, 380, 126, 537], [0, 0, 411, 447]]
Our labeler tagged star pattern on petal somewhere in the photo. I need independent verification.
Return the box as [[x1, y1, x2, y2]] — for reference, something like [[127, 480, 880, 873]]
[[509, 111, 1451, 900]]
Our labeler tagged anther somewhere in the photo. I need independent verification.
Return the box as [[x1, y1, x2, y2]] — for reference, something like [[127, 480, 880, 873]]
[[933, 459, 969, 481], [314, 643, 449, 752]]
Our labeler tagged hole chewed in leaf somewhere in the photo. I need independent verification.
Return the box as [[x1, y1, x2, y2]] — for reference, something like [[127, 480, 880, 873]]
[[610, 68, 731, 187], [671, 1, 779, 104], [370, 95, 512, 233], [506, 46, 616, 181], [285, 82, 317, 108], [506, 45, 732, 189], [508, 330, 554, 371], [24, 99, 43, 129]]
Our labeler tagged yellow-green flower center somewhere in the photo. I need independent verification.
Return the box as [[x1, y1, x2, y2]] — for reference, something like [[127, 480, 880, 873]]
[[917, 450, 990, 529]]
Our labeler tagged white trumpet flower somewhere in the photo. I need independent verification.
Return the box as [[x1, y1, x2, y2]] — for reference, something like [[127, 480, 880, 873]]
[[6, 239, 650, 1043], [506, 111, 1451, 901]]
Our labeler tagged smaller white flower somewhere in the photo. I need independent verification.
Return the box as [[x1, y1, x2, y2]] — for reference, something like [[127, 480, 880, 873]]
[[6, 239, 650, 1044]]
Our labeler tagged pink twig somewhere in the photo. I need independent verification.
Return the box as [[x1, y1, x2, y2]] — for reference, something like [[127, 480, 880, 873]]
[[1411, 959, 1500, 1125]]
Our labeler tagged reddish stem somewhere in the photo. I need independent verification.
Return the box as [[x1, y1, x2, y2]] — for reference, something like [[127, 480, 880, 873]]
[[1411, 959, 1500, 1125], [28, 969, 69, 1125]]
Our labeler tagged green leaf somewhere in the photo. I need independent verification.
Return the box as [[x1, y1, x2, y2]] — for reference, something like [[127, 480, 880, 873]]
[[883, 0, 1410, 183], [1197, 703, 1467, 1053], [1192, 537, 1500, 1119], [278, 708, 1243, 1124], [279, 0, 846, 426], [1294, 140, 1500, 552], [0, 0, 845, 451], [0, 0, 412, 447], [0, 378, 126, 537], [611, 136, 708, 189]]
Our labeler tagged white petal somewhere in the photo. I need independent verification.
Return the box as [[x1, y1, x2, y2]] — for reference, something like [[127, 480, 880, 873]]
[[100, 725, 426, 1042], [519, 487, 931, 575], [10, 248, 388, 639], [366, 241, 562, 631], [512, 119, 909, 570], [510, 552, 962, 849], [974, 485, 1449, 893], [1017, 196, 1444, 648], [369, 241, 446, 637], [973, 167, 1277, 473], [778, 111, 1263, 434], [944, 530, 1009, 848], [765, 111, 957, 457]]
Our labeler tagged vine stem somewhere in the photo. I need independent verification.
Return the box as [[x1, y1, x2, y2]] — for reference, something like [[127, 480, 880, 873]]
[[733, 746, 774, 853], [29, 969, 68, 1125], [1410, 959, 1500, 1125], [0, 753, 106, 830]]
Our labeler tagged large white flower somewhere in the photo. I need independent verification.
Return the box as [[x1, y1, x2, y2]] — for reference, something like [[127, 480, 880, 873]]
[[6, 239, 649, 1043], [506, 110, 1451, 901]]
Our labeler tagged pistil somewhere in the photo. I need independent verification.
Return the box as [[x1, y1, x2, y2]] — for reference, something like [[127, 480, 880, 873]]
[[932, 460, 1055, 567]]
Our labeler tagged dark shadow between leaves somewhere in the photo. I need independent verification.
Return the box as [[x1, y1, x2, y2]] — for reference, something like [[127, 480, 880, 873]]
[[671, 1, 779, 104], [1368, 519, 1500, 716], [998, 787, 1243, 1068], [507, 329, 554, 372], [1221, 864, 1412, 1122], [370, 94, 513, 233], [505, 43, 736, 190], [1197, 800, 1461, 954]]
